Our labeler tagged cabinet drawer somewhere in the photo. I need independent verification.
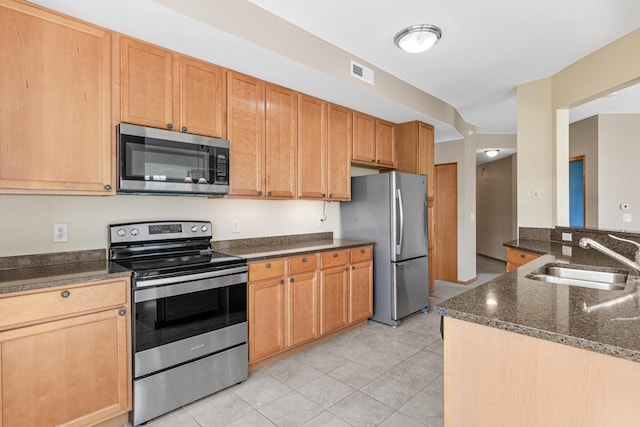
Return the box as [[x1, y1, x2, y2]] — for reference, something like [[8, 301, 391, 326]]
[[350, 246, 373, 264], [288, 254, 318, 275], [320, 250, 349, 269], [250, 259, 286, 281], [0, 279, 128, 329], [506, 248, 540, 267]]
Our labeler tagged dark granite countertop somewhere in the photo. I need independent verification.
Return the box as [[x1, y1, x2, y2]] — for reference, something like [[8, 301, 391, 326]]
[[0, 250, 131, 295], [218, 238, 373, 261], [437, 239, 640, 363]]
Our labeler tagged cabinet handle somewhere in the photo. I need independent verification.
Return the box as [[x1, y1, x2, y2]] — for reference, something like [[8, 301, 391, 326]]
[[181, 126, 187, 132], [258, 191, 263, 196], [290, 278, 294, 283], [333, 253, 338, 258], [167, 123, 173, 129], [280, 279, 284, 285], [119, 309, 126, 316], [302, 257, 307, 262], [266, 263, 271, 268], [61, 290, 70, 298], [104, 184, 112, 191]]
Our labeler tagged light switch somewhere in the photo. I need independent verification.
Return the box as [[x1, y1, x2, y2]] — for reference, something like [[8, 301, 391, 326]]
[[623, 213, 632, 223]]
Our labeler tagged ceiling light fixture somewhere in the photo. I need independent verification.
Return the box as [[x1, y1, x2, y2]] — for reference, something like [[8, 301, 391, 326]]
[[484, 149, 500, 158], [394, 24, 442, 53]]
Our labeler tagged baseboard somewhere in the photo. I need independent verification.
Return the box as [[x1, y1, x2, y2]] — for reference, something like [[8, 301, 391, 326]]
[[457, 277, 477, 285], [476, 253, 507, 263]]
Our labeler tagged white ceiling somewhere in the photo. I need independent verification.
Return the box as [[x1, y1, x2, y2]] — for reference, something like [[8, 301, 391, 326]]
[[248, 0, 640, 135]]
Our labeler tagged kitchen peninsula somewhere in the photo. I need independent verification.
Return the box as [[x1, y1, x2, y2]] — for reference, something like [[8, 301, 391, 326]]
[[437, 234, 640, 426]]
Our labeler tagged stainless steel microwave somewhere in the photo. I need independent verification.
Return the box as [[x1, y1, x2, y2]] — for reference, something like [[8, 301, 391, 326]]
[[118, 123, 230, 196]]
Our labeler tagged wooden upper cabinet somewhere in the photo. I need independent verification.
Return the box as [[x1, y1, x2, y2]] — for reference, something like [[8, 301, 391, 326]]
[[327, 104, 352, 201], [396, 120, 434, 198], [352, 111, 396, 168], [375, 119, 396, 167], [120, 37, 174, 130], [297, 94, 327, 199], [0, 0, 113, 194], [265, 83, 297, 198], [121, 37, 224, 137], [227, 71, 265, 197], [352, 112, 377, 164], [179, 56, 225, 137]]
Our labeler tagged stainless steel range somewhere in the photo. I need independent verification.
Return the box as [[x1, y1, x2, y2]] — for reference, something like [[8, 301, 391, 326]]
[[109, 220, 248, 426]]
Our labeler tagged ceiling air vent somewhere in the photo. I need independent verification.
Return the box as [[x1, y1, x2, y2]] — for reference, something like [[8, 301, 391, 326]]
[[350, 60, 374, 85]]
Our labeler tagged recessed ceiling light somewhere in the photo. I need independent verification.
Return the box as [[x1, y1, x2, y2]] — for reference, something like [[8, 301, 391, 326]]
[[484, 149, 500, 158], [394, 24, 442, 53]]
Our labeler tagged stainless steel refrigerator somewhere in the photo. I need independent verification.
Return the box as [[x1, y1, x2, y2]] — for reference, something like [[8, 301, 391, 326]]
[[341, 171, 429, 326]]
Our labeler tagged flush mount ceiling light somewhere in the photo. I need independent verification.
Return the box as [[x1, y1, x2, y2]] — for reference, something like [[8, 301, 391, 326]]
[[394, 24, 442, 53], [484, 149, 500, 158]]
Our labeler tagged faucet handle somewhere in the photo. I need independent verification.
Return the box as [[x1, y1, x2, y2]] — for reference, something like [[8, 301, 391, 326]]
[[608, 234, 640, 263]]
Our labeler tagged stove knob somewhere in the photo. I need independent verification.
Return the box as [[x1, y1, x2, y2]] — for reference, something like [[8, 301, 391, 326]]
[[191, 226, 198, 232], [201, 225, 208, 232], [117, 229, 126, 237], [131, 228, 139, 236]]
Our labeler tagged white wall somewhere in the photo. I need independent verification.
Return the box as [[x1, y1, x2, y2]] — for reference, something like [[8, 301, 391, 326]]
[[435, 138, 476, 282], [476, 156, 515, 261], [569, 116, 599, 228], [598, 114, 640, 231], [0, 195, 340, 257]]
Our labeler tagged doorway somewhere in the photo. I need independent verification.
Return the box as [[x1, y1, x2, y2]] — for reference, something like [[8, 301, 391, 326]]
[[434, 162, 458, 282], [569, 155, 586, 228]]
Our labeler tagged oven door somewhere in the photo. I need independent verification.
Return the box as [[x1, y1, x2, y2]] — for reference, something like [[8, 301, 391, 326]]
[[133, 269, 247, 377]]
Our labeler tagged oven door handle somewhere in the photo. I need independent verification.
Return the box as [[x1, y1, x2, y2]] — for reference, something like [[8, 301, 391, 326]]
[[134, 267, 248, 303], [135, 265, 248, 288]]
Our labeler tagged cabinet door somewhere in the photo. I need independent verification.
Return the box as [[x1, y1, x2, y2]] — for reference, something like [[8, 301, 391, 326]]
[[319, 266, 349, 335], [327, 104, 352, 201], [352, 111, 376, 164], [227, 71, 264, 197], [0, 308, 129, 427], [417, 122, 435, 197], [179, 56, 225, 137], [248, 278, 285, 362], [121, 37, 175, 130], [375, 119, 396, 167], [286, 271, 319, 347], [349, 261, 373, 323], [0, 1, 112, 194], [265, 83, 297, 198], [297, 94, 327, 199]]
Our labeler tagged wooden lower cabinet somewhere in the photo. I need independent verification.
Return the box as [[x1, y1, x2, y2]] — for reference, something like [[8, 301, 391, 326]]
[[0, 278, 131, 427], [248, 246, 372, 367], [506, 247, 540, 272]]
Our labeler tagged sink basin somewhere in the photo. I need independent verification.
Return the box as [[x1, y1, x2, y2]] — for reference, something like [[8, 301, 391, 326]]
[[526, 263, 629, 291]]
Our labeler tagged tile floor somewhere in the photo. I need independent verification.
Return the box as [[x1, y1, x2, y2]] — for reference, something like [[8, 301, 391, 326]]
[[145, 255, 505, 427]]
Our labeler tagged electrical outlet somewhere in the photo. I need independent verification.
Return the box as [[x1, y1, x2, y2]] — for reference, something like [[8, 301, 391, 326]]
[[318, 217, 325, 228], [623, 213, 632, 223], [53, 223, 68, 243], [562, 232, 572, 241], [232, 219, 240, 234]]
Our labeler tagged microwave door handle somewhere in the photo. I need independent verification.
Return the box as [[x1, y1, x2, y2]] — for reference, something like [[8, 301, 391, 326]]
[[396, 188, 404, 256]]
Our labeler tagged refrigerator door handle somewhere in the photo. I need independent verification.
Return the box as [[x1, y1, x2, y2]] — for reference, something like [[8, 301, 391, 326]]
[[396, 188, 404, 255]]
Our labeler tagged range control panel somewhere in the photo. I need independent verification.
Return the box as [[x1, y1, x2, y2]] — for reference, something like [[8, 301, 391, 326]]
[[109, 221, 212, 244]]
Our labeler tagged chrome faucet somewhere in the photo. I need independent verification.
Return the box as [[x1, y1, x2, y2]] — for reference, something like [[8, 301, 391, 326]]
[[578, 234, 640, 274]]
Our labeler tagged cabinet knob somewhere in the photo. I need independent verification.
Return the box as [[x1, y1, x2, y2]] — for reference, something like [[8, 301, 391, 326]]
[[119, 309, 126, 316], [267, 191, 272, 196], [104, 184, 112, 191], [167, 123, 173, 129], [181, 126, 187, 132], [361, 249, 365, 253], [302, 257, 307, 262], [321, 193, 326, 197], [61, 290, 70, 298], [329, 193, 333, 198], [290, 278, 294, 283], [258, 191, 263, 196], [280, 279, 284, 285], [372, 158, 375, 162], [520, 253, 525, 258], [333, 253, 338, 258], [266, 263, 271, 268], [345, 267, 349, 271], [352, 266, 356, 270]]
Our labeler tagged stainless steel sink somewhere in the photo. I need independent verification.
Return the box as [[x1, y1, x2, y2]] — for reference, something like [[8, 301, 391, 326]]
[[526, 263, 629, 291]]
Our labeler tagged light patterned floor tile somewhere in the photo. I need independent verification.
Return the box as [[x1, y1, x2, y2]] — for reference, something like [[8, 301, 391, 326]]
[[422, 374, 444, 399], [296, 375, 355, 409], [385, 359, 441, 391], [327, 360, 382, 390], [360, 374, 421, 408], [184, 390, 253, 426], [398, 390, 444, 424], [258, 391, 323, 427], [145, 408, 199, 427], [267, 359, 324, 389], [233, 373, 292, 408], [293, 346, 350, 373], [379, 411, 427, 427], [328, 391, 395, 426], [302, 410, 351, 427], [226, 409, 276, 427]]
